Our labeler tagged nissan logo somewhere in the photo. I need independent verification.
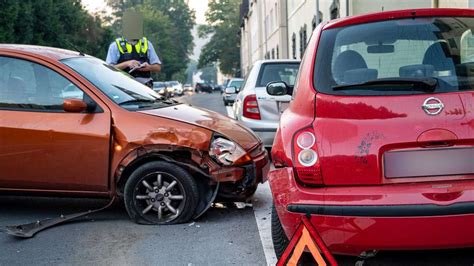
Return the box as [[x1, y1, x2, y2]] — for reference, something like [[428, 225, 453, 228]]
[[422, 97, 444, 115]]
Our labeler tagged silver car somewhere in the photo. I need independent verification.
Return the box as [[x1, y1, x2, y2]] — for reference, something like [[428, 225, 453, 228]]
[[222, 78, 243, 106], [233, 60, 300, 147]]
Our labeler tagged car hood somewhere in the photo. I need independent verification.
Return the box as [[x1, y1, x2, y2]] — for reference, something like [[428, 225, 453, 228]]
[[139, 104, 261, 151]]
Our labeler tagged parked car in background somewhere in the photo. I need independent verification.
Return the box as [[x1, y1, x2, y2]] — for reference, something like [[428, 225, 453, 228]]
[[269, 9, 474, 258], [195, 82, 213, 93], [164, 82, 175, 97], [0, 44, 269, 228], [222, 78, 244, 106], [166, 81, 183, 96], [152, 81, 168, 97], [183, 83, 193, 93], [233, 60, 300, 147]]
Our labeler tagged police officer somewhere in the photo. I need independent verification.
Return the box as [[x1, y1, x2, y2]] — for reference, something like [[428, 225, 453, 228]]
[[105, 10, 161, 87], [105, 36, 161, 77]]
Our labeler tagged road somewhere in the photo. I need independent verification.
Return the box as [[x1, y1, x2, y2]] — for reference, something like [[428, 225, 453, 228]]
[[1, 92, 474, 266]]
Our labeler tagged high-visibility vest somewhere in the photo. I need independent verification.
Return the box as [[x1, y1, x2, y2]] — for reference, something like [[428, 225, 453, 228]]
[[115, 37, 149, 55], [115, 37, 151, 78]]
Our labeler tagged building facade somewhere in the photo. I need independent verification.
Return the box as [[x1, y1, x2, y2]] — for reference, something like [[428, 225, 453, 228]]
[[240, 0, 474, 75]]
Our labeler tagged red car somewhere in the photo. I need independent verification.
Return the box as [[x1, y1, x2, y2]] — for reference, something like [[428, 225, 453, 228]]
[[267, 9, 474, 257]]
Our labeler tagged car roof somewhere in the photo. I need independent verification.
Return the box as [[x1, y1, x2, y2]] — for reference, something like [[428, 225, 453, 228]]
[[0, 44, 85, 61], [324, 8, 474, 30], [255, 59, 300, 65]]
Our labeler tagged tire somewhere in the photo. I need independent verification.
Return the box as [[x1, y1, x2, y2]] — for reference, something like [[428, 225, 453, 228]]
[[272, 204, 290, 259], [124, 161, 199, 225], [223, 100, 227, 106]]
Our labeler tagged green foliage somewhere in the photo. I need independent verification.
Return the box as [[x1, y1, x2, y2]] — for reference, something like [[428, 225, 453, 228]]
[[107, 0, 195, 80], [200, 65, 217, 84], [0, 0, 113, 59], [198, 0, 241, 76]]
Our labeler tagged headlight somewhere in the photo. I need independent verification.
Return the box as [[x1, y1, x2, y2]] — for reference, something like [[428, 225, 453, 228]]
[[209, 137, 247, 165]]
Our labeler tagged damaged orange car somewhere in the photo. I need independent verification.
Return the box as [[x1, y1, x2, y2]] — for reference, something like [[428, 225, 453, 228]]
[[0, 45, 269, 226]]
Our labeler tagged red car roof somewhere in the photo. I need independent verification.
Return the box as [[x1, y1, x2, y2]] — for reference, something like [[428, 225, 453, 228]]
[[324, 8, 474, 30], [0, 44, 83, 61]]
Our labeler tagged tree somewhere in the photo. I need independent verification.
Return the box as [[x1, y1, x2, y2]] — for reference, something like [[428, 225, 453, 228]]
[[198, 0, 241, 76], [0, 0, 113, 59]]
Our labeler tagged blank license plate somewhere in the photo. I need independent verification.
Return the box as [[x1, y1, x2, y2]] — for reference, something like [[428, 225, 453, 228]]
[[384, 148, 474, 178]]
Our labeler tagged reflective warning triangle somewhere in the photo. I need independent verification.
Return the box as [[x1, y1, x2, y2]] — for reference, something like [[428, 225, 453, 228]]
[[277, 215, 338, 266]]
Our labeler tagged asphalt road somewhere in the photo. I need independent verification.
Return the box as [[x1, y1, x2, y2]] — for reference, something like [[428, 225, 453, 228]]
[[1, 92, 474, 266]]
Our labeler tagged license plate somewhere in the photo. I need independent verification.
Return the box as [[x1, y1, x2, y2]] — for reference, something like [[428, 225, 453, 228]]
[[384, 148, 474, 178]]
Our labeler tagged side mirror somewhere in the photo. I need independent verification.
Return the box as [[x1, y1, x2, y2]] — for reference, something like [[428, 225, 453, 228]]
[[63, 98, 87, 113], [225, 86, 237, 94], [266, 81, 289, 96]]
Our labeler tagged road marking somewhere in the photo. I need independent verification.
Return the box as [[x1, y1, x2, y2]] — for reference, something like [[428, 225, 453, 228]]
[[226, 106, 234, 119], [253, 182, 277, 265]]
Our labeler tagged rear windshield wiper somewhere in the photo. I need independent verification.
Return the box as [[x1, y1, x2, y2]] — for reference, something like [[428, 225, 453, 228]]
[[332, 77, 438, 92]]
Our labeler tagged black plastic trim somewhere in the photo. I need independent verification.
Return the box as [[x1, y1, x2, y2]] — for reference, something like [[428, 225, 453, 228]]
[[287, 201, 474, 217]]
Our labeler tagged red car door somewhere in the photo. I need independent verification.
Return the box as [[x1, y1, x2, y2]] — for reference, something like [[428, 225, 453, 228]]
[[0, 55, 111, 192]]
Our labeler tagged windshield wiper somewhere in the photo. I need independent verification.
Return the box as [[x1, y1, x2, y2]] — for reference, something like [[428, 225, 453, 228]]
[[118, 99, 158, 105], [332, 77, 438, 92]]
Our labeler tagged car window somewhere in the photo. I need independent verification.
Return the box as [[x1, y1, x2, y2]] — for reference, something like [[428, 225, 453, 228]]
[[0, 56, 84, 111], [257, 63, 300, 87], [228, 80, 243, 88], [314, 17, 474, 96]]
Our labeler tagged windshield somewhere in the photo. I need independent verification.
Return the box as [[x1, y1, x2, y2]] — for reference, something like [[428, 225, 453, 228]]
[[257, 63, 300, 87], [314, 17, 474, 95], [62, 57, 168, 110], [228, 80, 243, 88]]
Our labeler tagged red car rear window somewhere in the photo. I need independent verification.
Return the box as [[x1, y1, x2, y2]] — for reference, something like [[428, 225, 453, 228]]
[[313, 17, 474, 96]]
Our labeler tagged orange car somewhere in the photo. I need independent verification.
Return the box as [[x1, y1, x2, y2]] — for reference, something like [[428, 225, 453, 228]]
[[0, 45, 269, 225]]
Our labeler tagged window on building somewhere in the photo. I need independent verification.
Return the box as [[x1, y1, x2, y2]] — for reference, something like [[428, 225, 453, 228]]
[[303, 24, 308, 50], [292, 33, 296, 59], [312, 11, 323, 30], [274, 3, 278, 27], [299, 28, 304, 58], [330, 0, 340, 20]]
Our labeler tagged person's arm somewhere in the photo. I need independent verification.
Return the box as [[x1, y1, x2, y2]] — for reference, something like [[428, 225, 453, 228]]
[[137, 41, 162, 73], [137, 62, 161, 72], [115, 60, 141, 70]]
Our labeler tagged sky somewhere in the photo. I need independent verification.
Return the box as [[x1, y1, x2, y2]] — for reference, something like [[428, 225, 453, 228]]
[[188, 0, 209, 25], [81, 0, 209, 25]]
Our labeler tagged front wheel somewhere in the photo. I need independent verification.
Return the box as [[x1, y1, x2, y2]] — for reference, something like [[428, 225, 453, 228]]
[[124, 161, 199, 225]]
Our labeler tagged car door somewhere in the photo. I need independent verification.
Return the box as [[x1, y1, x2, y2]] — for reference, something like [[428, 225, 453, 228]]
[[0, 55, 111, 192], [254, 62, 299, 122]]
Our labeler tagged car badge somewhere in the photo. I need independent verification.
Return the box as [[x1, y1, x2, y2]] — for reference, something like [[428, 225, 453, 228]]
[[422, 97, 444, 115]]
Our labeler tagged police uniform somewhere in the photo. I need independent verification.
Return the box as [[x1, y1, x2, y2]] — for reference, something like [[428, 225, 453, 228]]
[[105, 37, 162, 78]]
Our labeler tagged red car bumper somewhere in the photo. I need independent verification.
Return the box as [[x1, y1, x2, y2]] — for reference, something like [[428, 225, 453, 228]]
[[269, 167, 474, 256]]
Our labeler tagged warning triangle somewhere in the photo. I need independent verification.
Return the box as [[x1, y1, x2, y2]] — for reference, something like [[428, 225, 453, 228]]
[[277, 216, 338, 266]]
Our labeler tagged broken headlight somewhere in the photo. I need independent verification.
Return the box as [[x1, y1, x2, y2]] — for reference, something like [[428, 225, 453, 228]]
[[209, 137, 247, 165]]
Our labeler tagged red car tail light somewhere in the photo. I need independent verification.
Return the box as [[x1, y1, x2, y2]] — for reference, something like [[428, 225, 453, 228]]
[[293, 128, 323, 185], [243, 94, 261, 120]]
